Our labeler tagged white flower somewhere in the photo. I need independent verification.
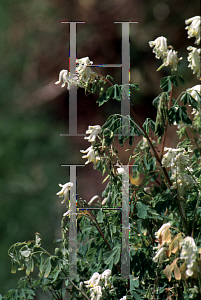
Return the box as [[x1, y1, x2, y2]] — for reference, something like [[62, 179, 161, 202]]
[[180, 236, 198, 277], [84, 125, 102, 143], [101, 197, 108, 205], [119, 296, 127, 300], [163, 49, 179, 71], [80, 146, 100, 167], [56, 182, 73, 204], [149, 36, 168, 59], [90, 285, 102, 300], [171, 173, 195, 197], [55, 70, 78, 89], [162, 148, 181, 169], [155, 223, 171, 240], [153, 246, 167, 264], [117, 167, 126, 175], [162, 147, 192, 174], [187, 46, 201, 79], [84, 272, 101, 288], [55, 57, 98, 90], [88, 195, 100, 205], [187, 85, 201, 102], [101, 269, 111, 287], [185, 16, 201, 45]]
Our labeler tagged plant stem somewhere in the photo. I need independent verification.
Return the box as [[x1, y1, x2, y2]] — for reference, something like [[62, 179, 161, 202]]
[[68, 279, 90, 300], [160, 84, 173, 160]]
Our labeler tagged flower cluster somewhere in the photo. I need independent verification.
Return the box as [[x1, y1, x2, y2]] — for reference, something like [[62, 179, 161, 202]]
[[185, 16, 201, 79], [180, 236, 198, 277], [81, 125, 102, 168], [149, 36, 180, 71], [81, 269, 111, 300], [153, 223, 171, 265], [162, 147, 194, 197], [185, 16, 200, 45], [187, 47, 201, 79], [55, 57, 98, 90]]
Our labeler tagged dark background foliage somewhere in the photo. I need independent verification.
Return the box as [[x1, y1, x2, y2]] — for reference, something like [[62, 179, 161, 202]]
[[0, 0, 199, 295]]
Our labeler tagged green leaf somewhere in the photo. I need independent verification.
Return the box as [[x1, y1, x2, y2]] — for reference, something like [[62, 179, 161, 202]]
[[136, 202, 148, 219], [178, 106, 192, 125], [178, 74, 185, 85], [170, 75, 178, 87], [97, 210, 103, 223], [160, 76, 172, 92], [86, 247, 96, 261], [113, 246, 121, 264], [43, 257, 51, 278]]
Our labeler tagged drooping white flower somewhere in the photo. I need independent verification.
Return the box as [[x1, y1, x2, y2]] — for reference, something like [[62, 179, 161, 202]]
[[162, 148, 181, 169], [163, 49, 179, 71], [187, 46, 201, 79], [90, 285, 102, 300], [171, 173, 195, 197], [84, 125, 102, 143], [119, 296, 127, 300], [153, 246, 167, 264], [162, 147, 192, 174], [80, 146, 100, 166], [84, 272, 101, 288], [149, 36, 168, 59], [55, 57, 98, 90], [185, 16, 201, 45], [88, 195, 100, 205], [101, 269, 111, 287], [187, 85, 201, 102], [155, 222, 171, 240], [101, 197, 108, 205], [180, 236, 198, 277], [55, 70, 78, 89], [56, 182, 73, 204]]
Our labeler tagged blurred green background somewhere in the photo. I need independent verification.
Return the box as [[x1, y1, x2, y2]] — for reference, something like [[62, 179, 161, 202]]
[[0, 0, 199, 295]]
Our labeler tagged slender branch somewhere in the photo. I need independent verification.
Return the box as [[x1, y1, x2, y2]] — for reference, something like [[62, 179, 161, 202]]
[[27, 275, 38, 300], [68, 279, 90, 300]]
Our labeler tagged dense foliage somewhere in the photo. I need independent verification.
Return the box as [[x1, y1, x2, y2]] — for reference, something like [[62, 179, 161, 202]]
[[1, 16, 201, 300]]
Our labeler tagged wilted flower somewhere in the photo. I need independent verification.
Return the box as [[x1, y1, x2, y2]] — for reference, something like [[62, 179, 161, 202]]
[[155, 222, 171, 241], [56, 182, 73, 204], [187, 46, 201, 79], [163, 49, 179, 71], [84, 125, 102, 143], [185, 16, 201, 45], [80, 146, 100, 167], [149, 36, 168, 59], [180, 236, 198, 277]]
